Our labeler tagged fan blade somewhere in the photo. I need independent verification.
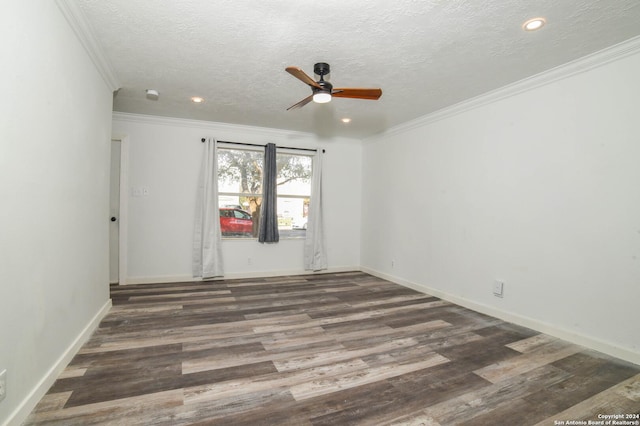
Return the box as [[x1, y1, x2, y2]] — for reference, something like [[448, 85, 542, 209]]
[[287, 94, 314, 110], [332, 88, 382, 100], [286, 66, 321, 89]]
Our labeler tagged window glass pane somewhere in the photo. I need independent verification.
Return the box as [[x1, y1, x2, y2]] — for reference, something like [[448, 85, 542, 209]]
[[277, 196, 309, 239], [277, 154, 312, 196], [276, 154, 311, 239], [218, 148, 263, 195], [218, 147, 263, 239]]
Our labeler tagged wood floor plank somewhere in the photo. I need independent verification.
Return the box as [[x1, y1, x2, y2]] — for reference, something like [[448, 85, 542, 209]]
[[532, 373, 640, 426], [183, 358, 371, 405], [180, 388, 301, 426], [523, 352, 640, 420], [383, 413, 443, 426], [387, 362, 492, 408], [199, 380, 397, 426], [58, 367, 87, 379], [25, 389, 184, 425], [306, 382, 418, 426], [251, 299, 451, 334], [474, 338, 583, 383], [289, 352, 450, 401], [332, 319, 452, 347], [507, 333, 558, 353], [422, 364, 573, 424], [79, 313, 312, 353], [25, 271, 640, 425], [182, 340, 347, 374], [617, 373, 640, 401], [29, 392, 73, 414], [273, 337, 420, 372]]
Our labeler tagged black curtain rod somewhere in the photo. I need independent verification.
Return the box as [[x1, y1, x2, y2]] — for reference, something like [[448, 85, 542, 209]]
[[201, 138, 325, 153]]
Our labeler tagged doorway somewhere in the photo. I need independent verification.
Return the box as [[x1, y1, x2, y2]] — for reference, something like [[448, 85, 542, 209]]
[[109, 137, 128, 284]]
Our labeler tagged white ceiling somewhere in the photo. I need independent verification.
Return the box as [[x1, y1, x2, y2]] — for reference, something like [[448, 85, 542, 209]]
[[77, 0, 640, 139]]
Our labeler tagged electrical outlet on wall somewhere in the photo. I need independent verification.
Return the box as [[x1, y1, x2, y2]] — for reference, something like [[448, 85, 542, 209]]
[[493, 280, 504, 298], [0, 369, 7, 402]]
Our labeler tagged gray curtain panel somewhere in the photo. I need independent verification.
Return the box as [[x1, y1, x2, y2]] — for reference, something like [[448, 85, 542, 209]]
[[258, 143, 279, 243]]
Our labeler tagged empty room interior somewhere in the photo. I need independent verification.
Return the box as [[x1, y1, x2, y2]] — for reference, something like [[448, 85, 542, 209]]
[[2, 1, 640, 425]]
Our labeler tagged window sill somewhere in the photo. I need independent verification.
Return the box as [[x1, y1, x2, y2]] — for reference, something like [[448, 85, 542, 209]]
[[221, 236, 305, 241]]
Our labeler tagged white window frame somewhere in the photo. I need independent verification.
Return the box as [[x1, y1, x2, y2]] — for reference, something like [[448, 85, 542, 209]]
[[217, 144, 313, 240]]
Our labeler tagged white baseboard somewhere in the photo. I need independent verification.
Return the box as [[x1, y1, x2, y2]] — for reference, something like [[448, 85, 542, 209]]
[[221, 266, 358, 281], [125, 274, 197, 285], [5, 300, 112, 426], [361, 267, 640, 367], [124, 266, 360, 285]]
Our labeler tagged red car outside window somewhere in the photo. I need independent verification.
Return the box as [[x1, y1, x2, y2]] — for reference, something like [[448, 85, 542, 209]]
[[219, 208, 253, 236]]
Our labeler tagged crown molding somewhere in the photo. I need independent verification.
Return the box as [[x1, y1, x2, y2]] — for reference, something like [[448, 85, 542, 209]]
[[112, 112, 311, 137], [370, 35, 640, 141], [112, 112, 362, 145], [55, 0, 120, 91]]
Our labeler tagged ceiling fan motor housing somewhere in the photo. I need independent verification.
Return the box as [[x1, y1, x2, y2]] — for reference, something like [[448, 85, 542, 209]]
[[314, 79, 333, 95], [313, 63, 332, 96], [314, 62, 330, 77]]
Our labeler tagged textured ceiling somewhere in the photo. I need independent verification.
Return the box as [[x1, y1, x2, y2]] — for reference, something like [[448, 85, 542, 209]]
[[76, 0, 640, 139]]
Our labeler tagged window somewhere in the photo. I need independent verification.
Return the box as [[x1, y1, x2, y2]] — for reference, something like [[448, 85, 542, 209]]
[[217, 146, 312, 239]]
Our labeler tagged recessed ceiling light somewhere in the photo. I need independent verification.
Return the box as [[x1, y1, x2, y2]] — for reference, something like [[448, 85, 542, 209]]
[[341, 118, 351, 123], [522, 17, 546, 31], [191, 96, 205, 103], [145, 89, 159, 100]]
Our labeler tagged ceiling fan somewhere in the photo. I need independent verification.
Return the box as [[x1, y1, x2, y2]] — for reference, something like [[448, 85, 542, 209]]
[[285, 62, 382, 110]]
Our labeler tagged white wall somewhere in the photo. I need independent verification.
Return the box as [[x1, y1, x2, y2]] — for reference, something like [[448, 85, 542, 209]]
[[0, 2, 114, 425], [112, 114, 362, 283], [362, 45, 640, 364]]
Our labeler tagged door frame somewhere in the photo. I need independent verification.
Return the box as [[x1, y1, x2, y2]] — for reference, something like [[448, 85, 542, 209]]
[[111, 136, 129, 285]]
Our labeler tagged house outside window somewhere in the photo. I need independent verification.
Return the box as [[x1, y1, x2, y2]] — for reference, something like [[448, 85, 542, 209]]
[[217, 146, 312, 239]]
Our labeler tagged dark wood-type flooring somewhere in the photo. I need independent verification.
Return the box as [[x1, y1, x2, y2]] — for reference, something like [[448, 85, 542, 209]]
[[26, 272, 640, 425]]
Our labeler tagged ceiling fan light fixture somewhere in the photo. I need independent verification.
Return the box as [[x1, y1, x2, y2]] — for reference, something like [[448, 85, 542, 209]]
[[313, 92, 332, 104]]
